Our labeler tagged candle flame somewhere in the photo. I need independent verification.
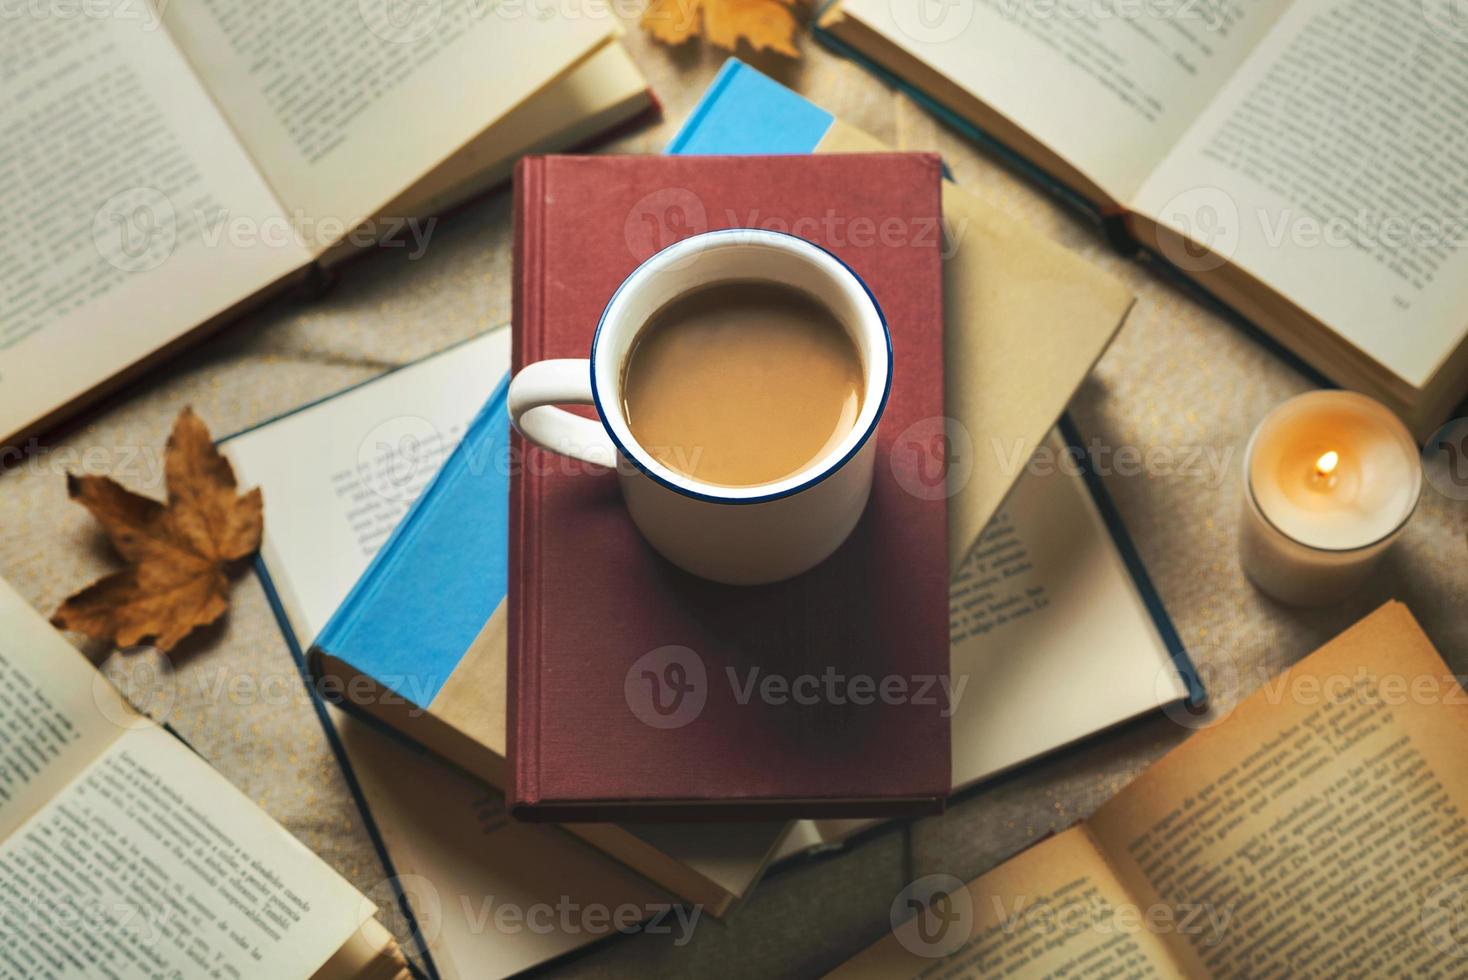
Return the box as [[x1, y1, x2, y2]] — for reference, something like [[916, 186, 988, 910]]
[[1314, 450, 1340, 479]]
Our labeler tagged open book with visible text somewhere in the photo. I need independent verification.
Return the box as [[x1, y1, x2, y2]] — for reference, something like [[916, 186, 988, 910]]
[[0, 1, 651, 444], [827, 602, 1468, 977], [0, 578, 408, 980], [817, 0, 1468, 436]]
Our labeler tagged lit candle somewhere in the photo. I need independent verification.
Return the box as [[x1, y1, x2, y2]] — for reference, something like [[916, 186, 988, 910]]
[[1240, 391, 1422, 606]]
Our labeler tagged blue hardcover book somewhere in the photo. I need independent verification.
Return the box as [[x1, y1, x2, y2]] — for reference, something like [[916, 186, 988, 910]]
[[307, 376, 517, 778], [225, 328, 521, 789], [667, 58, 837, 154]]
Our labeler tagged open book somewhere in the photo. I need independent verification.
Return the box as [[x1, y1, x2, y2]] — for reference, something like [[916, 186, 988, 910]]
[[0, 1, 651, 444], [0, 578, 407, 980], [827, 602, 1468, 977], [818, 0, 1468, 436]]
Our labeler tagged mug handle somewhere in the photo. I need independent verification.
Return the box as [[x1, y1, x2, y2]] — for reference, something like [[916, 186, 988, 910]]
[[507, 359, 618, 468]]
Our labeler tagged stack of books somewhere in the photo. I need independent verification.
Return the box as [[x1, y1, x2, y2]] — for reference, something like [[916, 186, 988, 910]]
[[221, 64, 1206, 975]]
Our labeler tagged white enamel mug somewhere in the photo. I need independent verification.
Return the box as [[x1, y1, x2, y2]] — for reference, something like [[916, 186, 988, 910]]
[[507, 229, 892, 586]]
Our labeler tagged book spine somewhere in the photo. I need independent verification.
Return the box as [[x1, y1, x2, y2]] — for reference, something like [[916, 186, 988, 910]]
[[508, 156, 544, 809]]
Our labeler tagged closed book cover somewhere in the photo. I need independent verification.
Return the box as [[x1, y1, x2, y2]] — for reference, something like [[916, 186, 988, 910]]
[[510, 153, 950, 821]]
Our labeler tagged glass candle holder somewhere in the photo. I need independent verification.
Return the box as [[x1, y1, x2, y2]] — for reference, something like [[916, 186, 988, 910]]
[[1240, 391, 1421, 606]]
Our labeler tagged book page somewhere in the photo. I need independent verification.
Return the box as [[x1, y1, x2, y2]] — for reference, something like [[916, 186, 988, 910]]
[[835, 0, 1292, 202], [1089, 603, 1468, 975], [825, 826, 1188, 978], [224, 329, 512, 640], [0, 580, 130, 843], [1134, 0, 1468, 390], [335, 714, 673, 980], [947, 430, 1190, 790], [160, 0, 615, 251], [0, 724, 371, 979], [0, 13, 308, 441], [350, 42, 650, 240]]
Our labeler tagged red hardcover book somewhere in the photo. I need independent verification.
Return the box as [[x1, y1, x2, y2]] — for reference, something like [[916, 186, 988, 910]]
[[510, 154, 949, 821]]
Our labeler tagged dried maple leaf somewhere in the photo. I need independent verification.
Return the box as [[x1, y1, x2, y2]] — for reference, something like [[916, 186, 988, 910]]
[[53, 408, 262, 652], [642, 0, 802, 57], [642, 0, 702, 44]]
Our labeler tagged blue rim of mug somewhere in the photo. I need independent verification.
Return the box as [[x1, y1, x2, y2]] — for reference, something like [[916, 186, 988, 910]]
[[589, 228, 894, 506]]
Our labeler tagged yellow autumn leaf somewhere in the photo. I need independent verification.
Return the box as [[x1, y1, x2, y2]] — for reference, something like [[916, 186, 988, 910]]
[[52, 408, 263, 652], [642, 0, 702, 44], [642, 0, 802, 57]]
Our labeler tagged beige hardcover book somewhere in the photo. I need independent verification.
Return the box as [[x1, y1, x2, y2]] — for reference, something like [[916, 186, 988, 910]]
[[0, 2, 651, 444], [827, 602, 1468, 977], [821, 0, 1468, 436], [0, 578, 408, 980]]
